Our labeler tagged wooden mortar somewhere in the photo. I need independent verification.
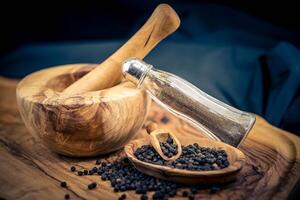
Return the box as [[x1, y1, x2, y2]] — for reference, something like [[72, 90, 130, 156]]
[[16, 4, 180, 156]]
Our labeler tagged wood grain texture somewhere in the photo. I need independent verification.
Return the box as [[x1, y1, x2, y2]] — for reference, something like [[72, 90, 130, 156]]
[[16, 65, 151, 156], [125, 136, 245, 184], [1, 77, 300, 199]]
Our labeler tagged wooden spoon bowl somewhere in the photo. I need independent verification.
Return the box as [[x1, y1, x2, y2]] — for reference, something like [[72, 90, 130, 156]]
[[149, 128, 182, 161], [145, 122, 182, 160], [125, 135, 246, 184], [17, 64, 151, 156]]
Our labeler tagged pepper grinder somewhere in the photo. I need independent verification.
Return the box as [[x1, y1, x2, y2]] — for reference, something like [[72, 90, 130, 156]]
[[122, 58, 256, 147]]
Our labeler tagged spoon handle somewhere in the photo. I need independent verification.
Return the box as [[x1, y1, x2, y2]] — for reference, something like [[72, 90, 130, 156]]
[[144, 121, 159, 134]]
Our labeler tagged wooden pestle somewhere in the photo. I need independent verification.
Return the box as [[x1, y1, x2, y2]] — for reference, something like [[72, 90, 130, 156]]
[[62, 4, 180, 96]]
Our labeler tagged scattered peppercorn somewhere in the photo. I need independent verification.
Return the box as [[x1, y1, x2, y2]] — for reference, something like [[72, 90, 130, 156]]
[[140, 194, 148, 200], [83, 169, 88, 175], [96, 160, 101, 165], [118, 194, 126, 199], [123, 157, 129, 164], [135, 143, 229, 171], [60, 181, 67, 188], [71, 155, 224, 199], [88, 182, 97, 190], [77, 171, 83, 176], [64, 194, 70, 199], [70, 166, 76, 172], [88, 170, 94, 175], [95, 158, 181, 199], [92, 167, 98, 173]]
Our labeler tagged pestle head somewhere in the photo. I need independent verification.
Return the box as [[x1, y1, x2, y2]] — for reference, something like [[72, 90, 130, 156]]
[[122, 58, 152, 86]]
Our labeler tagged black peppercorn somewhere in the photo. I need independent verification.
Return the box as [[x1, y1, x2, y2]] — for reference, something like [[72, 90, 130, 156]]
[[88, 182, 97, 190], [70, 166, 76, 172], [97, 170, 103, 176], [60, 181, 67, 188], [96, 160, 101, 165], [88, 170, 94, 175], [134, 142, 229, 171], [101, 175, 107, 181], [64, 194, 70, 199], [77, 171, 83, 176], [92, 167, 98, 173], [141, 194, 148, 200], [72, 150, 225, 199], [123, 157, 129, 164]]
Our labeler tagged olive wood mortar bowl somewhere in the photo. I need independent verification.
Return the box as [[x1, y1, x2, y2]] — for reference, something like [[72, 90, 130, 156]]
[[125, 135, 245, 184], [16, 64, 151, 156]]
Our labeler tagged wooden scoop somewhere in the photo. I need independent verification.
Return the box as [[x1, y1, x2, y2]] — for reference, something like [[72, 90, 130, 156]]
[[145, 122, 182, 161], [62, 4, 180, 96]]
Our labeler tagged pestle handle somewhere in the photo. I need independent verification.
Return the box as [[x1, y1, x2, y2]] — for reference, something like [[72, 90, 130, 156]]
[[62, 4, 180, 96]]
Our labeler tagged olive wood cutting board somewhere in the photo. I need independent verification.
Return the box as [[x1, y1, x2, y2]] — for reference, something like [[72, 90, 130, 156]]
[[0, 77, 300, 200]]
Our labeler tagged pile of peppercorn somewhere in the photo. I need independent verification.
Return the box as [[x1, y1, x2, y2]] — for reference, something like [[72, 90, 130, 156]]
[[66, 142, 228, 199], [135, 143, 229, 171], [160, 135, 178, 158], [71, 157, 221, 200]]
